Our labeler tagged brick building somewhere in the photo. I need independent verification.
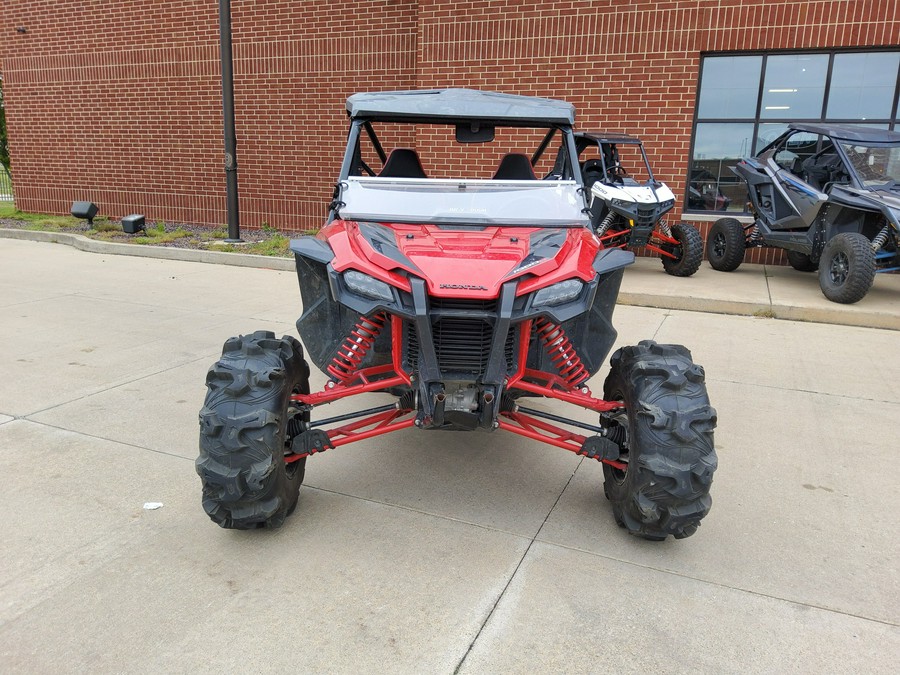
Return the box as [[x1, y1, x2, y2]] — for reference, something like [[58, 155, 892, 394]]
[[1, 1, 898, 263]]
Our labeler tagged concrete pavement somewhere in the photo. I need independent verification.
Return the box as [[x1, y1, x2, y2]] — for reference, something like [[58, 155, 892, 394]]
[[3, 226, 900, 329], [619, 253, 900, 330], [0, 238, 898, 673]]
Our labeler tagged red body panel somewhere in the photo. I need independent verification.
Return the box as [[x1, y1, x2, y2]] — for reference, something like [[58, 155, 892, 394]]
[[320, 220, 601, 298], [289, 219, 628, 467]]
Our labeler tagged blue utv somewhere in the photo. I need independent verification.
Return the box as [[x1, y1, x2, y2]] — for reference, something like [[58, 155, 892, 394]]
[[707, 123, 900, 304]]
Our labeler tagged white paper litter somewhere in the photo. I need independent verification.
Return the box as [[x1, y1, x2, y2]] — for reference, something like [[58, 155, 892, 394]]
[[143, 502, 164, 510]]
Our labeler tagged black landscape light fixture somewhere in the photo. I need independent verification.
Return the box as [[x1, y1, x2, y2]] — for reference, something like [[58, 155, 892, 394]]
[[71, 201, 99, 226], [219, 0, 242, 242], [121, 214, 146, 234]]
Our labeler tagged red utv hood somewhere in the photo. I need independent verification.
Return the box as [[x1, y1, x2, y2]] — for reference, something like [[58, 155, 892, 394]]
[[320, 220, 601, 299]]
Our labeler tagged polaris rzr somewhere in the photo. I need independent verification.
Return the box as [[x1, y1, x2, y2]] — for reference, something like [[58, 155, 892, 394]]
[[573, 132, 703, 277], [707, 123, 900, 304], [197, 89, 718, 540]]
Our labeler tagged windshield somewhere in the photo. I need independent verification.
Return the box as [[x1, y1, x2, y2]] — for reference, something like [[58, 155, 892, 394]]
[[334, 120, 587, 227], [839, 142, 900, 188], [580, 142, 653, 186], [339, 177, 587, 227]]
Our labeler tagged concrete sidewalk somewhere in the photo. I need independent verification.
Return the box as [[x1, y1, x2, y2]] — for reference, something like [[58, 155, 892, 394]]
[[2, 226, 899, 329], [620, 254, 900, 331], [0, 238, 898, 673]]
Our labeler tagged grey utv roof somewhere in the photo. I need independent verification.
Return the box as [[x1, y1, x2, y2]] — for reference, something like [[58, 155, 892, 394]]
[[788, 123, 900, 144], [346, 89, 576, 126]]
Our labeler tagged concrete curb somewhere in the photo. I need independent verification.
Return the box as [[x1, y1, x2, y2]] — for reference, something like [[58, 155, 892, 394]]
[[2, 227, 897, 330], [0, 228, 295, 271], [766, 302, 900, 331], [617, 291, 771, 320], [617, 290, 900, 331]]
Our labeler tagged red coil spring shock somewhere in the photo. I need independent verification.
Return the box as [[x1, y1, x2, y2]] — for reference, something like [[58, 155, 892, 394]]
[[327, 312, 388, 383], [534, 317, 590, 388]]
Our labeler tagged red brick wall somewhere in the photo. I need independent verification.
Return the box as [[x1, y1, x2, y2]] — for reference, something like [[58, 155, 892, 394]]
[[414, 0, 899, 265], [0, 0, 417, 229], [1, 0, 897, 265]]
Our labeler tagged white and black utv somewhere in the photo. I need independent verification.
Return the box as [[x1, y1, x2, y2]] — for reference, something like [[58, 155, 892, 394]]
[[569, 132, 703, 277]]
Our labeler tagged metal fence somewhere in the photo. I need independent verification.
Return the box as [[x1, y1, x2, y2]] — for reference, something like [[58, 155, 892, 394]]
[[0, 164, 13, 202]]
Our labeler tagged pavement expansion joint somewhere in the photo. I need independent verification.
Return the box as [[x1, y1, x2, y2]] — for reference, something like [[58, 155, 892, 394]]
[[537, 538, 900, 628], [303, 484, 533, 540], [712, 377, 900, 406], [19, 418, 193, 463], [24, 354, 215, 420], [453, 460, 583, 674], [763, 265, 775, 307]]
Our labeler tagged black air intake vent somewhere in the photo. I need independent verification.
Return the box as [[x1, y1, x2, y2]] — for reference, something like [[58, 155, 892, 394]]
[[636, 206, 657, 226], [405, 299, 511, 377], [432, 316, 493, 373]]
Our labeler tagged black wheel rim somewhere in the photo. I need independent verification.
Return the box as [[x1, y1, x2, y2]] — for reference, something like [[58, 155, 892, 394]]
[[829, 251, 849, 285], [713, 231, 726, 258]]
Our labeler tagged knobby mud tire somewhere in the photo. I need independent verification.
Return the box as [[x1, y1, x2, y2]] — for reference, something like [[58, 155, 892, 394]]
[[707, 217, 746, 272], [602, 341, 718, 540], [661, 222, 703, 277], [196, 330, 311, 529], [786, 250, 818, 272], [818, 232, 876, 304]]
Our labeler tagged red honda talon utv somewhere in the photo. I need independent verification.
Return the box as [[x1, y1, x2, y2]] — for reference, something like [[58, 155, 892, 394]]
[[197, 89, 718, 540]]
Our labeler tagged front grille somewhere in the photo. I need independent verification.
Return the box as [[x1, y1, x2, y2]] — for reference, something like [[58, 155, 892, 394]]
[[432, 316, 493, 373], [405, 299, 517, 377], [636, 206, 657, 226]]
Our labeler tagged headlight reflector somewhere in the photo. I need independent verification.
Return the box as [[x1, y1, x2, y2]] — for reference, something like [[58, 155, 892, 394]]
[[532, 279, 584, 308], [343, 270, 393, 302]]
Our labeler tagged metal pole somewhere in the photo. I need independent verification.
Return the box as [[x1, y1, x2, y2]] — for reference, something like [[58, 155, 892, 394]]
[[219, 0, 242, 242]]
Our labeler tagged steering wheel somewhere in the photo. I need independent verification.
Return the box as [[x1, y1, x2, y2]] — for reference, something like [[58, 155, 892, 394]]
[[607, 161, 628, 181]]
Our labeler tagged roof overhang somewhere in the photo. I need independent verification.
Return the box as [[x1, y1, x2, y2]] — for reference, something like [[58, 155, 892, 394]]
[[788, 122, 900, 144], [346, 88, 576, 126]]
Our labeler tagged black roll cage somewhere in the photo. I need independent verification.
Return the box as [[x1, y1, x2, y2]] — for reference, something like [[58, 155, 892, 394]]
[[338, 119, 582, 184]]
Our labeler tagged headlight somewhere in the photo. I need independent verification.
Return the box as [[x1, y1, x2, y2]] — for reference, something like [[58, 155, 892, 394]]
[[532, 279, 584, 308], [611, 197, 635, 207], [343, 270, 393, 302], [659, 199, 675, 212]]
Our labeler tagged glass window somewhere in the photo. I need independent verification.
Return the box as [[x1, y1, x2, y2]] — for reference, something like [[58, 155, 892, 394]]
[[761, 54, 829, 119], [697, 56, 763, 118], [689, 123, 754, 212], [827, 52, 900, 120], [691, 50, 900, 213]]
